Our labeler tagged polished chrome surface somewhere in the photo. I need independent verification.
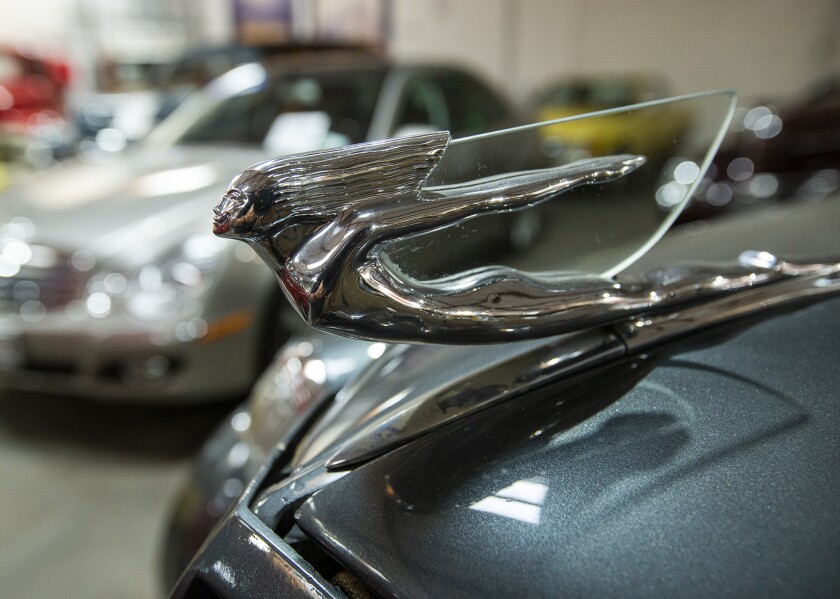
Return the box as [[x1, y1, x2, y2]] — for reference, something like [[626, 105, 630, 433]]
[[213, 129, 649, 343], [617, 252, 840, 351], [208, 92, 749, 344]]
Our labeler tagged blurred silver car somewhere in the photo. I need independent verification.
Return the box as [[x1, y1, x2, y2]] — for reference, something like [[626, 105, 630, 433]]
[[0, 53, 517, 401]]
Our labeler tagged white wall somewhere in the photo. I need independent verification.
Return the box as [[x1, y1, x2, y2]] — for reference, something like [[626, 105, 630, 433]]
[[391, 0, 840, 103], [0, 0, 77, 54], [390, 0, 512, 83], [1, 0, 836, 103]]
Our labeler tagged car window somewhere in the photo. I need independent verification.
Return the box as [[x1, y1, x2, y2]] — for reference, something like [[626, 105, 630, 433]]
[[436, 72, 513, 135], [394, 75, 451, 133], [174, 68, 385, 146], [394, 72, 512, 137]]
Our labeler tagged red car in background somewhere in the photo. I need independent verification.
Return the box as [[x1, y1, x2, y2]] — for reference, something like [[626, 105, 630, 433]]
[[0, 47, 72, 169]]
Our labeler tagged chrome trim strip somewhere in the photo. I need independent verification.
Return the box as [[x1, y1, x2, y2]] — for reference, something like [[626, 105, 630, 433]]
[[617, 257, 840, 351]]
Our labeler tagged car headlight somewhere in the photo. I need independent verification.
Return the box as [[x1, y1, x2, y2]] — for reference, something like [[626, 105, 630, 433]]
[[85, 234, 227, 324]]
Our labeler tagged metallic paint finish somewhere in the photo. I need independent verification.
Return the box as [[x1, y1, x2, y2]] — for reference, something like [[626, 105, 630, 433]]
[[253, 462, 348, 531], [169, 277, 840, 598], [324, 327, 624, 468], [289, 331, 623, 468], [179, 511, 335, 599], [295, 297, 840, 598]]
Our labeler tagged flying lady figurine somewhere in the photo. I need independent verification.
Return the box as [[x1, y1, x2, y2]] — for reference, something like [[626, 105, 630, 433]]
[[212, 131, 646, 342]]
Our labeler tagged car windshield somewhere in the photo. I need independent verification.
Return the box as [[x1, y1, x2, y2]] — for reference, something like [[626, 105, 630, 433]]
[[148, 64, 385, 150]]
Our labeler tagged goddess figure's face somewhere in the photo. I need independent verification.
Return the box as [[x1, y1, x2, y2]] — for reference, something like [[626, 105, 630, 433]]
[[212, 187, 255, 237]]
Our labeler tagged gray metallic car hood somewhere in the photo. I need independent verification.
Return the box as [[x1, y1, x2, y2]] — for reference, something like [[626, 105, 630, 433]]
[[295, 296, 840, 598], [0, 144, 269, 266], [169, 197, 840, 598]]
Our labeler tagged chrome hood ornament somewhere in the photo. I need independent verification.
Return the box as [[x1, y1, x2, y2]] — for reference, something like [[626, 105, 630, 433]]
[[212, 91, 832, 344], [213, 130, 647, 342]]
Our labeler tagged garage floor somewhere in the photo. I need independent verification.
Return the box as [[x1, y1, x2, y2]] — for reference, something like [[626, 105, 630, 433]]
[[0, 392, 234, 599]]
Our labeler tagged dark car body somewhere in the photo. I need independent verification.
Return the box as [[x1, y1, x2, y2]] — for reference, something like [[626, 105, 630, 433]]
[[295, 299, 839, 597], [166, 94, 840, 597], [689, 79, 840, 217]]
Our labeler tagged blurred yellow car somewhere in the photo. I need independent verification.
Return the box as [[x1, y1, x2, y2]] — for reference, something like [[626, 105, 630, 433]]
[[533, 74, 690, 161]]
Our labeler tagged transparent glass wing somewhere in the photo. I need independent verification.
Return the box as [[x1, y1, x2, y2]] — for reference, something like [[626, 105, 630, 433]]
[[382, 90, 736, 280]]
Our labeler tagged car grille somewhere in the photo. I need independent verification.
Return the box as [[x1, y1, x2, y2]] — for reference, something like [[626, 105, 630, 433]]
[[0, 244, 87, 314]]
